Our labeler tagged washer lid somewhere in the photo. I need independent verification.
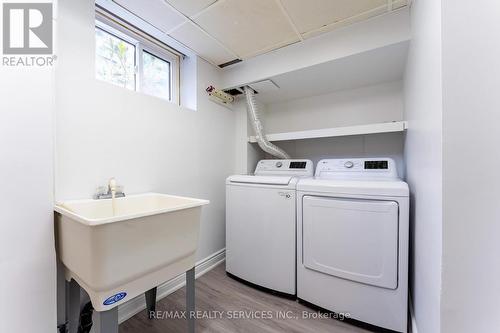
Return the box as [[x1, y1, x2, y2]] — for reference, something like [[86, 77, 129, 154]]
[[227, 175, 293, 185], [297, 178, 409, 197]]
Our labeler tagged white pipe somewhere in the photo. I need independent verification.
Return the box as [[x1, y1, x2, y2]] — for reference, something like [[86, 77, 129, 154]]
[[244, 86, 290, 159]]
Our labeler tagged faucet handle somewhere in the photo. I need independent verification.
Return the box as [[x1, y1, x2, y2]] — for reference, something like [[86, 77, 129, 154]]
[[94, 186, 108, 199], [93, 182, 125, 199], [96, 186, 107, 194], [108, 177, 117, 192]]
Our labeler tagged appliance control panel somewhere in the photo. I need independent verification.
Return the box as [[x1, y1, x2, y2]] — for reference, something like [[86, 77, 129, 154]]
[[315, 158, 398, 179], [255, 159, 313, 177]]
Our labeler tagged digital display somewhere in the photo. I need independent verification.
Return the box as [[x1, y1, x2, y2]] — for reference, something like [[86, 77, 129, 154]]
[[290, 161, 307, 169], [364, 160, 388, 170]]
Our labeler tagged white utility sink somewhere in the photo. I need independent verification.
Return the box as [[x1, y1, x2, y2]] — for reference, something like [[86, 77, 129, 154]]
[[54, 193, 209, 311]]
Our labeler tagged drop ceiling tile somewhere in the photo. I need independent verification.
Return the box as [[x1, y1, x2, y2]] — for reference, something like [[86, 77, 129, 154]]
[[248, 79, 280, 94], [281, 0, 388, 35], [113, 0, 186, 33], [166, 0, 217, 17], [192, 0, 300, 59], [302, 4, 389, 39], [169, 22, 236, 65], [392, 0, 408, 10]]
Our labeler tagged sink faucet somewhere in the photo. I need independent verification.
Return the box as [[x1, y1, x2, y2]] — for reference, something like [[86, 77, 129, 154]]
[[94, 178, 126, 199]]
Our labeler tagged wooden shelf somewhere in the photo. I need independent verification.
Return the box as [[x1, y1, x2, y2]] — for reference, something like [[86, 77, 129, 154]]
[[248, 121, 408, 143]]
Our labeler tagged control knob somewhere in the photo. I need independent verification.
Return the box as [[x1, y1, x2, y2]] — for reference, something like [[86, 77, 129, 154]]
[[344, 161, 354, 169]]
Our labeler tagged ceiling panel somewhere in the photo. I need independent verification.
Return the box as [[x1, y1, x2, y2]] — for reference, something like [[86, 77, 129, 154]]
[[112, 0, 409, 65], [280, 0, 388, 35], [192, 0, 300, 59], [248, 79, 280, 94], [392, 0, 408, 10], [169, 22, 236, 65], [301, 5, 388, 39], [113, 0, 186, 32], [166, 0, 217, 17]]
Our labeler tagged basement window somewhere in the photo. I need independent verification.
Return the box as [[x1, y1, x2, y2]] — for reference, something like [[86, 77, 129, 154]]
[[95, 27, 136, 91], [95, 10, 180, 103]]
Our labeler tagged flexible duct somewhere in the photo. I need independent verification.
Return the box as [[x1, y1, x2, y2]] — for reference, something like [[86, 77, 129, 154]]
[[244, 86, 290, 159]]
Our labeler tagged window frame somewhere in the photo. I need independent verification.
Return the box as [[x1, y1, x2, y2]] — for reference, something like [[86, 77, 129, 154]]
[[95, 10, 181, 104], [137, 43, 173, 102], [95, 25, 137, 91]]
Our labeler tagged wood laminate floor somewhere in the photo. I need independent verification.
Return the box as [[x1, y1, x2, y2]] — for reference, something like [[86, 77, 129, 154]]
[[119, 263, 375, 333]]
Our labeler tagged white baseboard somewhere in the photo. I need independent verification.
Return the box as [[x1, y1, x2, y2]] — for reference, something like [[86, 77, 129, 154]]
[[409, 296, 418, 333], [118, 248, 226, 324]]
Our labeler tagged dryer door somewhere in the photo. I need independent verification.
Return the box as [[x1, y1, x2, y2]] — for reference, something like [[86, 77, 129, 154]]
[[302, 196, 398, 289]]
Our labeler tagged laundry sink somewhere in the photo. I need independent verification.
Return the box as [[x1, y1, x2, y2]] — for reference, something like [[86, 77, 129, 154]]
[[54, 193, 209, 311]]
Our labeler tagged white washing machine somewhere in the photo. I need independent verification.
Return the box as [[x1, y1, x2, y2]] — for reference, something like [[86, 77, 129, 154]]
[[226, 159, 313, 296], [297, 158, 409, 332]]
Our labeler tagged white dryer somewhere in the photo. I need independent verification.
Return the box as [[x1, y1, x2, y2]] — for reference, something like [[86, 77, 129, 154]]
[[297, 158, 409, 332], [226, 159, 313, 296]]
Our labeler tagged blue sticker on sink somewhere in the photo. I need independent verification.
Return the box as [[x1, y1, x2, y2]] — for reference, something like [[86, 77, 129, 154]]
[[103, 292, 127, 305]]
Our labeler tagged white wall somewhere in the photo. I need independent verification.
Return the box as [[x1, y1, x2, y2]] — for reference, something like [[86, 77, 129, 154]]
[[0, 32, 56, 333], [403, 0, 443, 332], [234, 68, 405, 176], [440, 1, 500, 332], [55, 0, 235, 261], [264, 81, 404, 133], [248, 80, 406, 176]]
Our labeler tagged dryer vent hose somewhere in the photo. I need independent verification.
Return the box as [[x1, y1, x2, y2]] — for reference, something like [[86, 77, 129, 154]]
[[244, 86, 290, 159]]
